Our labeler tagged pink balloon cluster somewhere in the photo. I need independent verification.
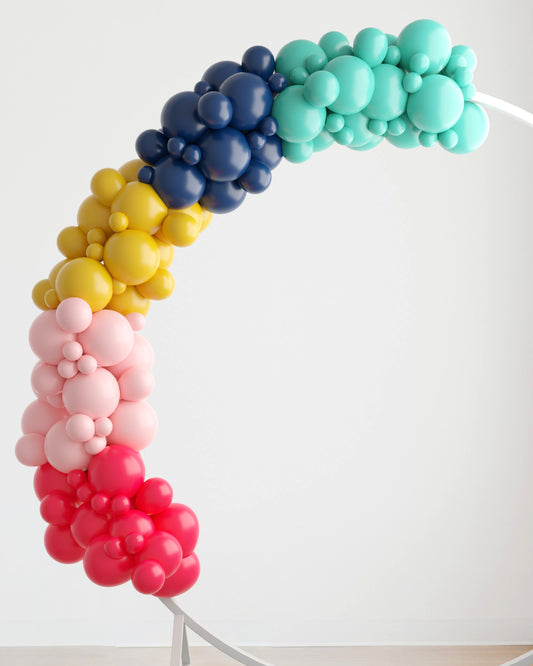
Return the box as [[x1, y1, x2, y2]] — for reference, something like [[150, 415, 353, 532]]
[[16, 298, 157, 472], [34, 445, 200, 596]]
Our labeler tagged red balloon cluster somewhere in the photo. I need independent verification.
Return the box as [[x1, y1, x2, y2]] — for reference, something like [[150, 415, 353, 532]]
[[35, 445, 200, 596]]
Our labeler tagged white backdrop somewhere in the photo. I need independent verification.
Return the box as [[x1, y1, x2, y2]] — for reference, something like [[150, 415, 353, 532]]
[[1, 0, 532, 648]]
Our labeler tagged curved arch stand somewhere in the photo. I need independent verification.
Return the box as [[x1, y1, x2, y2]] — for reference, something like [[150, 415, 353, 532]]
[[160, 598, 275, 666]]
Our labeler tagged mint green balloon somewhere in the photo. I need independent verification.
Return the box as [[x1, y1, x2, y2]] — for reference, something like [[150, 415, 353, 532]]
[[282, 139, 314, 163], [450, 44, 477, 71], [275, 40, 327, 81], [353, 27, 388, 68], [397, 19, 452, 74], [365, 64, 407, 121], [318, 31, 353, 59], [444, 102, 489, 154], [406, 74, 464, 133], [348, 134, 383, 151], [343, 112, 374, 147], [313, 129, 335, 152], [386, 113, 420, 149], [303, 70, 340, 108], [272, 85, 326, 143], [323, 55, 375, 115]]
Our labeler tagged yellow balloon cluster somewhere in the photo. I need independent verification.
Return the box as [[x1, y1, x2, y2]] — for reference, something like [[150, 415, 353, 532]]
[[32, 160, 213, 314]]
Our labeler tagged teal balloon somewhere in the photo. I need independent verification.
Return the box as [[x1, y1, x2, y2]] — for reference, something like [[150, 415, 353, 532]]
[[282, 139, 314, 163], [275, 40, 327, 81], [313, 129, 335, 152], [444, 102, 489, 154], [406, 74, 464, 133], [343, 112, 374, 148], [353, 27, 388, 68], [303, 71, 340, 108], [397, 19, 452, 74], [450, 44, 477, 71], [272, 85, 326, 143], [386, 113, 420, 149], [325, 113, 344, 133], [365, 64, 407, 121], [324, 56, 375, 115], [347, 134, 383, 151], [318, 31, 353, 59], [384, 45, 401, 65]]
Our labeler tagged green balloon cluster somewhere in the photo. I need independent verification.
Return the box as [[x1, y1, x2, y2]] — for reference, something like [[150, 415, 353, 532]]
[[271, 19, 489, 161]]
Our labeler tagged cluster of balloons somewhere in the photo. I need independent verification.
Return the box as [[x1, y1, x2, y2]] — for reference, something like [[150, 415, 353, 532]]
[[32, 161, 213, 315], [272, 19, 489, 161]]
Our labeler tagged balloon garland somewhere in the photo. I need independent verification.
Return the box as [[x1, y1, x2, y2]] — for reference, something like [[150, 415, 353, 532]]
[[16, 19, 489, 599]]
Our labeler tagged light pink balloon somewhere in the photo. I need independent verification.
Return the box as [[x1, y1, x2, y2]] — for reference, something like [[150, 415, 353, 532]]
[[126, 313, 145, 331], [118, 367, 154, 401], [108, 334, 154, 379], [78, 310, 134, 367], [58, 359, 78, 379], [95, 417, 113, 437], [44, 420, 93, 473], [62, 368, 120, 419], [85, 436, 107, 455], [15, 433, 47, 466], [108, 400, 158, 451], [56, 297, 93, 333], [62, 341, 83, 361], [31, 362, 65, 399], [66, 414, 95, 442], [47, 394, 64, 409], [21, 400, 66, 435], [29, 310, 74, 364]]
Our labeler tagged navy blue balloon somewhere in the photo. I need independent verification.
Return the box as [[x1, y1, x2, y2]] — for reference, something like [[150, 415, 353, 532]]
[[197, 92, 233, 129], [241, 46, 275, 80], [202, 61, 242, 90], [250, 134, 282, 170], [246, 131, 266, 151], [197, 127, 251, 183], [135, 129, 168, 165], [161, 91, 206, 142], [194, 80, 212, 95], [150, 155, 206, 209], [238, 160, 272, 194], [268, 72, 287, 94], [200, 180, 246, 213], [220, 72, 273, 132]]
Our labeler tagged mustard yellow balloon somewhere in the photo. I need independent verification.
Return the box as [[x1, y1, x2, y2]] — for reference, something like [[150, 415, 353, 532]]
[[119, 158, 145, 183], [57, 226, 88, 259], [77, 195, 111, 235], [103, 229, 160, 285], [90, 168, 126, 206], [107, 285, 150, 316], [48, 259, 68, 286], [137, 268, 175, 300], [111, 182, 167, 235], [200, 208, 213, 232], [32, 279, 52, 310], [44, 289, 60, 309], [87, 228, 107, 245], [161, 209, 201, 247], [154, 237, 174, 269], [55, 257, 113, 312]]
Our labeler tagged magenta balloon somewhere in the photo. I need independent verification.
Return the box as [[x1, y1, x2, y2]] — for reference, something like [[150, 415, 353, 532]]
[[29, 310, 74, 364], [21, 400, 66, 435], [136, 531, 183, 577], [34, 463, 74, 500], [44, 420, 93, 473], [108, 334, 154, 379], [132, 560, 166, 594], [118, 367, 154, 401], [62, 368, 120, 419], [31, 362, 65, 400], [44, 524, 85, 564], [88, 445, 145, 498], [15, 433, 47, 467], [135, 478, 173, 515], [153, 552, 201, 598], [71, 504, 109, 548], [83, 535, 133, 586], [78, 310, 134, 367], [40, 491, 76, 526], [109, 510, 155, 540], [108, 400, 158, 452], [152, 503, 200, 558]]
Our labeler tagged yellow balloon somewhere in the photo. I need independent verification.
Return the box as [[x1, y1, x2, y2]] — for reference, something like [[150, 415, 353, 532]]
[[109, 212, 129, 233], [86, 242, 104, 262], [111, 182, 167, 234], [119, 158, 145, 183], [90, 168, 126, 206], [44, 289, 60, 309], [154, 237, 174, 269], [57, 226, 88, 259], [103, 229, 160, 285], [200, 207, 213, 232], [77, 195, 111, 235], [55, 257, 113, 312], [49, 259, 68, 286], [107, 285, 150, 316], [32, 279, 52, 310], [87, 228, 107, 245], [161, 209, 201, 247], [137, 268, 175, 300]]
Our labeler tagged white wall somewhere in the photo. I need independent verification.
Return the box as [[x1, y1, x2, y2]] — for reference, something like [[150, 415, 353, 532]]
[[1, 0, 532, 648]]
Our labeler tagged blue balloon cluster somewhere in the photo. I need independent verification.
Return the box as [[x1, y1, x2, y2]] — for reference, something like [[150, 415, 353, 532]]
[[136, 46, 287, 213], [271, 20, 489, 161]]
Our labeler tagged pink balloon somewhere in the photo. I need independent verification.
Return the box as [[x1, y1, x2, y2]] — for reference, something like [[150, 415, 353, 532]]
[[31, 362, 64, 400], [44, 420, 93, 473], [29, 310, 74, 364], [62, 368, 120, 419], [56, 297, 92, 333], [126, 313, 145, 331], [21, 400, 66, 435], [66, 414, 95, 442], [118, 367, 154, 401], [108, 334, 154, 379], [78, 310, 134, 367], [62, 341, 83, 361], [77, 355, 97, 375], [85, 436, 107, 455], [15, 433, 47, 466], [108, 400, 157, 451]]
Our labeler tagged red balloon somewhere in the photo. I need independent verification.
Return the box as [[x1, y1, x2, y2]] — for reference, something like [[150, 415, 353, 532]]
[[71, 504, 109, 548], [88, 445, 145, 498], [152, 503, 199, 557], [135, 478, 173, 515], [109, 510, 154, 540], [136, 531, 182, 577], [83, 534, 133, 586], [153, 552, 200, 598], [132, 560, 166, 595], [34, 463, 74, 500], [40, 492, 76, 526], [44, 524, 85, 563]]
